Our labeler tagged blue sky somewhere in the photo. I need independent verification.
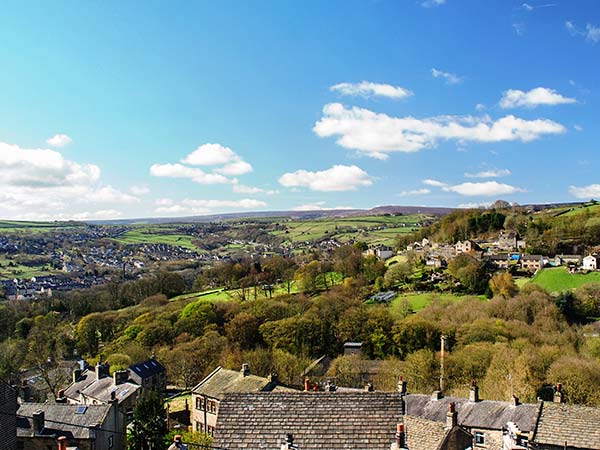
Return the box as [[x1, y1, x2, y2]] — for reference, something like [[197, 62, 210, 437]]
[[0, 0, 599, 220]]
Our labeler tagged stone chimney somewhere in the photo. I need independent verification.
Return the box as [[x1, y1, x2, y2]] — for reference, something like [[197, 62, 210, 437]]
[[55, 390, 67, 403], [241, 363, 250, 377], [397, 376, 407, 395], [325, 379, 336, 392], [431, 390, 443, 401], [446, 402, 457, 430], [511, 395, 520, 406], [73, 368, 82, 383], [110, 390, 117, 402], [96, 362, 109, 379], [57, 436, 68, 450], [32, 410, 45, 434], [113, 370, 129, 385], [469, 380, 480, 402], [390, 423, 407, 450], [268, 372, 278, 385], [364, 382, 374, 392], [553, 383, 563, 403]]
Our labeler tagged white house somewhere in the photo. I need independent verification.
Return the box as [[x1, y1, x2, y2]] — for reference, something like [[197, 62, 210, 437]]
[[583, 255, 599, 271]]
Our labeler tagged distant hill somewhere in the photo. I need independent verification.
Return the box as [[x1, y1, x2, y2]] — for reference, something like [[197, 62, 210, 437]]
[[87, 205, 457, 225]]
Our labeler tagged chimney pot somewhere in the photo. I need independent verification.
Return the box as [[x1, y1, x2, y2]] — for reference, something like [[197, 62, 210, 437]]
[[304, 378, 310, 392], [397, 376, 407, 395], [553, 383, 564, 403], [365, 382, 374, 392], [512, 395, 520, 406], [446, 402, 458, 429], [395, 422, 406, 448], [57, 436, 68, 450]]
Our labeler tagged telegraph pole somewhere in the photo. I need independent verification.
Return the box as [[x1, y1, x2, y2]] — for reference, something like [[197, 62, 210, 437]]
[[440, 334, 447, 393]]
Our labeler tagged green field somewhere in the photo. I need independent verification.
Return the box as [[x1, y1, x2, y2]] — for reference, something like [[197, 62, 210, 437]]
[[389, 292, 486, 316], [528, 267, 600, 292], [0, 220, 82, 233], [112, 228, 201, 250], [271, 215, 427, 246]]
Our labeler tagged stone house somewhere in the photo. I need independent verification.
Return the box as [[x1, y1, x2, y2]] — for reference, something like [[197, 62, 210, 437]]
[[191, 365, 286, 436], [16, 402, 125, 450], [128, 357, 167, 392], [63, 362, 141, 420], [521, 254, 544, 272], [0, 379, 17, 450], [455, 240, 478, 254], [486, 254, 510, 270]]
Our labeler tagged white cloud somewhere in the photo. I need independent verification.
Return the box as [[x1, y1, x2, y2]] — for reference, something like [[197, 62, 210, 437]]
[[46, 134, 73, 148], [182, 143, 238, 166], [513, 23, 526, 36], [215, 160, 253, 176], [566, 21, 600, 43], [423, 179, 448, 188], [0, 141, 136, 220], [464, 169, 511, 178], [279, 165, 373, 192], [330, 81, 413, 99], [499, 87, 576, 109], [475, 103, 486, 111], [397, 188, 431, 197], [233, 184, 279, 195], [431, 68, 462, 85], [154, 198, 267, 216], [421, 0, 446, 7], [314, 103, 565, 158], [444, 181, 525, 196], [568, 184, 600, 199], [292, 202, 326, 211], [457, 202, 492, 209], [150, 163, 230, 184], [574, 124, 583, 132], [130, 185, 150, 195]]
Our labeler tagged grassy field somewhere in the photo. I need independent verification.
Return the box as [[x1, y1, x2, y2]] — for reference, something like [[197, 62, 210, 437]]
[[0, 220, 82, 233], [389, 292, 487, 317], [0, 257, 58, 279], [528, 267, 600, 292], [112, 228, 201, 250], [271, 214, 427, 246]]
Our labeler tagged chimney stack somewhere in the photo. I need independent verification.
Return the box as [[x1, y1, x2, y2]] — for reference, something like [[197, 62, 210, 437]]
[[390, 423, 407, 450], [20, 380, 31, 402], [281, 433, 297, 450], [268, 372, 278, 385], [57, 436, 68, 450], [446, 402, 457, 430], [325, 379, 336, 392], [56, 389, 67, 403], [113, 370, 129, 385], [364, 382, 374, 392], [73, 368, 82, 383], [304, 377, 310, 392], [397, 376, 407, 395], [241, 363, 250, 377], [32, 410, 45, 434], [553, 383, 563, 403], [110, 390, 117, 402], [511, 395, 520, 406], [469, 380, 480, 402], [431, 390, 443, 401], [96, 362, 109, 379]]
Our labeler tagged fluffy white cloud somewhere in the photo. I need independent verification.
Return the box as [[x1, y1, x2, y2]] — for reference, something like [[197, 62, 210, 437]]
[[397, 188, 431, 197], [233, 185, 279, 195], [46, 134, 73, 147], [499, 87, 576, 109], [431, 68, 462, 85], [566, 21, 600, 43], [475, 103, 486, 111], [150, 163, 230, 184], [154, 198, 267, 216], [0, 141, 136, 220], [423, 179, 448, 187], [464, 169, 511, 178], [152, 143, 253, 183], [314, 103, 565, 158], [444, 181, 525, 196], [291, 202, 354, 211], [457, 202, 492, 209], [279, 165, 373, 192], [330, 81, 413, 99], [568, 184, 600, 199]]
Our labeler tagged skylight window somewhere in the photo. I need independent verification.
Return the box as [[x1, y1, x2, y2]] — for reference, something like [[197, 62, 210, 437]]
[[75, 406, 87, 414]]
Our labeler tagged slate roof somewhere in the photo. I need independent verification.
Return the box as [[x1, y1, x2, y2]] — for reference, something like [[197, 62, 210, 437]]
[[63, 370, 140, 405], [191, 367, 277, 400], [404, 415, 448, 450], [16, 403, 111, 439], [531, 401, 600, 449], [405, 394, 537, 432], [214, 392, 403, 450], [129, 358, 165, 379]]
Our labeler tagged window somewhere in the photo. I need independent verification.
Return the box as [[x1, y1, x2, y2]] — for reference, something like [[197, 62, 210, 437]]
[[207, 400, 218, 414], [474, 431, 486, 446], [195, 396, 205, 410], [108, 435, 114, 449], [207, 425, 215, 436], [196, 421, 203, 432]]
